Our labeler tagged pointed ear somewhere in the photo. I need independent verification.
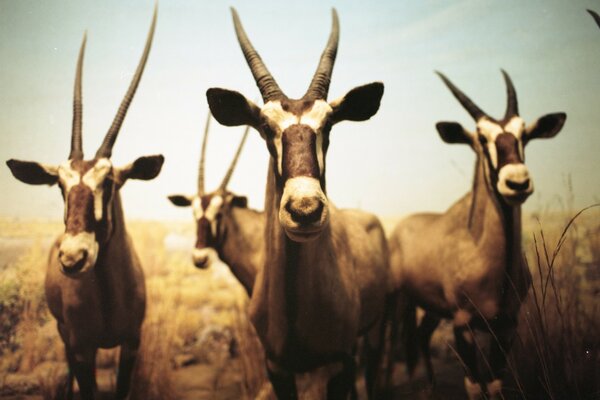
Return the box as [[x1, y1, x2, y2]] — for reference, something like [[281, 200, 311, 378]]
[[436, 122, 473, 145], [6, 159, 58, 185], [231, 195, 248, 208], [168, 194, 193, 207], [524, 113, 566, 143], [330, 82, 384, 124], [114, 154, 164, 184], [206, 88, 261, 128]]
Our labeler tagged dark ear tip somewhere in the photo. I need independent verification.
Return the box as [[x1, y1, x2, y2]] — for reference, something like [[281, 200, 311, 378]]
[[373, 81, 384, 94]]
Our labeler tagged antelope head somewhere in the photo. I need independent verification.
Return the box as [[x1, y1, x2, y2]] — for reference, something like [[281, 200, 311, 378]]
[[168, 111, 250, 269], [207, 8, 384, 242], [435, 71, 566, 206], [6, 8, 163, 277]]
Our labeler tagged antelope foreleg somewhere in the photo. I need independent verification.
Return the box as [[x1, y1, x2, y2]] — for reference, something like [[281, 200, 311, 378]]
[[417, 311, 441, 385], [115, 339, 140, 400], [453, 325, 483, 400], [326, 354, 356, 400], [487, 324, 517, 399], [68, 347, 97, 400], [266, 360, 297, 400]]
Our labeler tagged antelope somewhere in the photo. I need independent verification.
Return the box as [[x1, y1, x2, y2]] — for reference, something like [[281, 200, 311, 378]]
[[389, 71, 566, 399], [168, 111, 263, 296], [5, 8, 163, 400], [206, 8, 390, 399]]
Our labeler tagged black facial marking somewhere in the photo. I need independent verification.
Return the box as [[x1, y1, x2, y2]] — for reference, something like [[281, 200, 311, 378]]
[[196, 194, 219, 249], [495, 132, 522, 169], [65, 184, 95, 234], [282, 125, 320, 180], [64, 159, 99, 234], [280, 98, 314, 115]]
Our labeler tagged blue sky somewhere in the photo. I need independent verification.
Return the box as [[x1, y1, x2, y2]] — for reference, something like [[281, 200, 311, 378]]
[[1, 0, 599, 220]]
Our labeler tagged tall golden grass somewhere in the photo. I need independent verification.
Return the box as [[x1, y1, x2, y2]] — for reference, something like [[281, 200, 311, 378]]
[[1, 201, 598, 399], [0, 219, 268, 399], [511, 204, 600, 400]]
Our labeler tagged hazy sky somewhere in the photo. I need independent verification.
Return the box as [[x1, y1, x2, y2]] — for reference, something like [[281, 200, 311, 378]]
[[1, 0, 599, 221]]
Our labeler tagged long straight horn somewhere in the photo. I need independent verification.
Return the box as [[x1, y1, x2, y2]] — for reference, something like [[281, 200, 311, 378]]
[[230, 7, 284, 102], [95, 4, 157, 158], [219, 125, 250, 191], [501, 69, 518, 119], [198, 109, 211, 195], [304, 8, 340, 100], [436, 71, 487, 121], [70, 32, 87, 160]]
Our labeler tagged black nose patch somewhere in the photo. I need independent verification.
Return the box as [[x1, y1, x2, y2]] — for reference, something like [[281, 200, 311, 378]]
[[282, 124, 319, 180], [495, 132, 522, 169]]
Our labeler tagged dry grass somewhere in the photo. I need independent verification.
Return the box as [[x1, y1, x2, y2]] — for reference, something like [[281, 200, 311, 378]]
[[512, 204, 600, 400], [0, 219, 267, 399], [1, 201, 598, 399]]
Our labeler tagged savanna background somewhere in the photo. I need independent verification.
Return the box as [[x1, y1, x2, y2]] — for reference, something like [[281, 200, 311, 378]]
[[1, 0, 599, 399]]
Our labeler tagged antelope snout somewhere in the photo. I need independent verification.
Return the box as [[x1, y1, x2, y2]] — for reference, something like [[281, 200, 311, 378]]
[[497, 163, 533, 205], [280, 177, 329, 242], [192, 248, 212, 269], [286, 197, 324, 224], [58, 232, 98, 276]]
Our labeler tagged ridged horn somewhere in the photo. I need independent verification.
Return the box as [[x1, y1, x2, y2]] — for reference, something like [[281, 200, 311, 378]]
[[70, 32, 87, 160], [219, 125, 250, 191], [230, 7, 284, 102], [198, 110, 211, 195], [436, 71, 487, 121], [304, 9, 340, 100], [95, 4, 157, 158], [501, 69, 518, 119]]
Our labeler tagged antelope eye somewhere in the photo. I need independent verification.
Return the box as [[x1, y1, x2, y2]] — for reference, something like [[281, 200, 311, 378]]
[[478, 135, 488, 144]]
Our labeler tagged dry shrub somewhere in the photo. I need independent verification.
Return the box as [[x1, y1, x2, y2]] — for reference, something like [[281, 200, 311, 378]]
[[0, 240, 62, 374], [513, 205, 600, 399]]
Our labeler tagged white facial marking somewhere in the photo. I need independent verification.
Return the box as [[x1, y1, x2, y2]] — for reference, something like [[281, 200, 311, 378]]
[[58, 159, 112, 222], [205, 195, 223, 221], [59, 231, 99, 273], [261, 100, 330, 177], [497, 163, 532, 198], [192, 195, 223, 223], [58, 160, 80, 191], [58, 161, 81, 221], [192, 196, 203, 220], [504, 116, 525, 160], [477, 118, 503, 168], [262, 101, 297, 175], [504, 116, 525, 138], [82, 158, 111, 221], [279, 176, 329, 241], [192, 247, 218, 269], [300, 101, 331, 174]]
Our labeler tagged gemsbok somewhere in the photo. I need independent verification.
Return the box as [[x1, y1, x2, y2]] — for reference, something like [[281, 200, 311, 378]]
[[206, 8, 390, 399], [389, 71, 566, 399], [168, 111, 263, 296], [5, 7, 163, 400]]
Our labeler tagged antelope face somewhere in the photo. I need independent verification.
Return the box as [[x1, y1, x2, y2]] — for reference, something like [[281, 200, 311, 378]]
[[205, 7, 384, 242], [476, 117, 531, 205], [207, 83, 384, 242], [169, 192, 248, 268], [436, 71, 566, 207], [263, 99, 332, 242], [56, 158, 112, 275], [7, 155, 164, 277]]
